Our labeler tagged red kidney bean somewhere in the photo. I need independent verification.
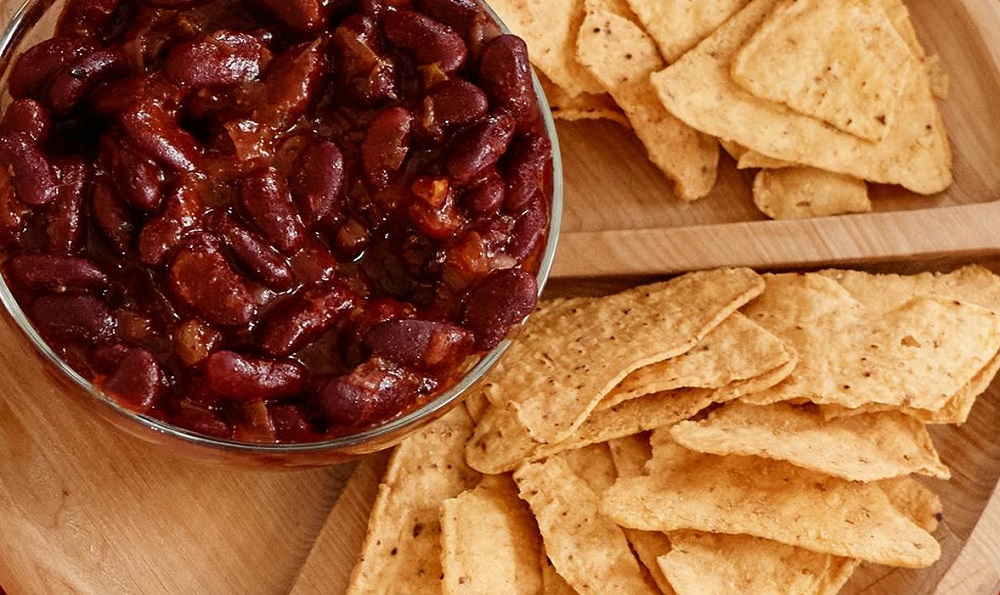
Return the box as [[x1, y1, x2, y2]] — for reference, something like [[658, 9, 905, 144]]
[[0, 131, 58, 207], [421, 79, 488, 138], [143, 0, 205, 7], [9, 38, 96, 100], [499, 132, 551, 212], [138, 177, 203, 266], [173, 318, 222, 366], [290, 238, 340, 285], [168, 234, 257, 327], [120, 96, 201, 172], [100, 132, 164, 212], [269, 403, 318, 442], [44, 158, 87, 253], [383, 10, 467, 73], [238, 166, 306, 254], [32, 293, 116, 342], [290, 139, 345, 227], [205, 350, 307, 400], [56, 0, 122, 39], [506, 190, 547, 260], [361, 106, 413, 191], [47, 48, 129, 113], [0, 99, 51, 143], [211, 213, 294, 291], [364, 318, 472, 370], [331, 15, 399, 106], [478, 35, 538, 128], [91, 177, 136, 255], [252, 0, 327, 33], [414, 0, 480, 36], [444, 112, 515, 186], [259, 39, 328, 130], [165, 30, 269, 89], [461, 167, 505, 218], [102, 347, 165, 412], [461, 267, 537, 349], [408, 176, 464, 240], [6, 254, 108, 291], [91, 74, 181, 117], [258, 280, 358, 356], [318, 357, 426, 428], [168, 397, 231, 438]]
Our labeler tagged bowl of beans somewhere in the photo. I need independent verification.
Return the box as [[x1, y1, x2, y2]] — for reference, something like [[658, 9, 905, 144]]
[[0, 0, 560, 465]]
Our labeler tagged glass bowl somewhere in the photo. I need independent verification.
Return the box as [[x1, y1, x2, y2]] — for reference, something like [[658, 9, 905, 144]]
[[0, 0, 562, 468]]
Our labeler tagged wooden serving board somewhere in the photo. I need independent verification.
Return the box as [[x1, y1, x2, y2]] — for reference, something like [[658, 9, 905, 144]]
[[2, 0, 1000, 593]]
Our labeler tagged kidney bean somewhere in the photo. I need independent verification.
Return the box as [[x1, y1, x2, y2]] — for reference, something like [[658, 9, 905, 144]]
[[290, 238, 340, 285], [9, 38, 96, 100], [44, 158, 87, 253], [253, 0, 327, 33], [138, 177, 203, 266], [259, 39, 328, 130], [91, 74, 181, 117], [318, 357, 426, 428], [56, 0, 122, 39], [0, 169, 29, 247], [47, 48, 129, 113], [289, 139, 345, 227], [165, 30, 269, 89], [143, 0, 205, 7], [421, 79, 488, 138], [383, 10, 467, 74], [6, 254, 108, 292], [499, 132, 551, 212], [100, 132, 164, 212], [32, 293, 116, 342], [102, 347, 165, 412], [168, 397, 231, 438], [408, 176, 464, 240], [444, 112, 515, 187], [331, 15, 399, 106], [120, 96, 201, 172], [205, 350, 306, 401], [0, 99, 51, 143], [414, 0, 480, 36], [168, 234, 257, 327], [361, 106, 413, 191], [0, 131, 58, 207], [506, 190, 547, 260], [269, 403, 318, 442], [258, 280, 358, 356], [461, 167, 504, 218], [211, 213, 294, 291], [478, 34, 537, 128], [461, 267, 537, 349], [364, 318, 472, 371], [91, 177, 136, 255], [173, 318, 222, 366], [238, 166, 306, 254]]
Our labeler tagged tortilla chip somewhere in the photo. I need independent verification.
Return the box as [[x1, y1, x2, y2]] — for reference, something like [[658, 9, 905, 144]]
[[741, 273, 1000, 411], [926, 53, 950, 99], [537, 71, 631, 126], [878, 475, 943, 534], [556, 442, 618, 492], [541, 554, 577, 595], [608, 433, 653, 477], [737, 149, 797, 169], [658, 531, 858, 595], [598, 313, 794, 410], [440, 474, 542, 595], [601, 433, 941, 567], [478, 267, 763, 446], [464, 392, 489, 424], [816, 265, 1000, 313], [624, 0, 751, 63], [671, 401, 950, 481], [487, 0, 604, 98], [347, 407, 481, 594], [731, 0, 914, 141], [710, 355, 798, 403], [576, 5, 719, 200], [514, 457, 660, 594], [752, 167, 871, 220], [650, 0, 952, 194]]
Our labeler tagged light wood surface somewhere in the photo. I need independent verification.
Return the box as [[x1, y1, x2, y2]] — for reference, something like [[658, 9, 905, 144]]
[[2, 0, 1000, 593]]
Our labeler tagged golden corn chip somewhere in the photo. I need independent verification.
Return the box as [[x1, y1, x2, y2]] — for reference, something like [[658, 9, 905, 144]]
[[741, 273, 1000, 411], [731, 0, 914, 141], [576, 5, 719, 201], [650, 0, 952, 194], [927, 53, 950, 99], [480, 267, 763, 446], [440, 474, 543, 595], [347, 407, 481, 595], [467, 388, 716, 474], [486, 0, 604, 98], [624, 0, 751, 62], [601, 431, 941, 568], [598, 313, 794, 410], [737, 148, 796, 169], [514, 457, 660, 595], [658, 531, 858, 595], [464, 392, 489, 424], [752, 167, 871, 220], [608, 433, 653, 478], [710, 354, 798, 403], [541, 553, 577, 595], [816, 265, 1000, 313], [537, 71, 631, 127], [671, 401, 950, 481], [878, 475, 943, 534], [556, 442, 618, 492]]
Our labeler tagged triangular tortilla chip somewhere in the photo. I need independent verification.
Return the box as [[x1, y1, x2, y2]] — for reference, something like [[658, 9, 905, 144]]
[[624, 0, 751, 63]]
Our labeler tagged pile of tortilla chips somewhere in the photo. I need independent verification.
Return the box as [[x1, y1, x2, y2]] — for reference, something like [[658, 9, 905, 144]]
[[346, 265, 1000, 594], [489, 0, 952, 218]]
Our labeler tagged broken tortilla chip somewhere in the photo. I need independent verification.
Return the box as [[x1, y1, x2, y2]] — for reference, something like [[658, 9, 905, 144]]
[[752, 167, 871, 220], [537, 70, 631, 126], [624, 0, 751, 63]]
